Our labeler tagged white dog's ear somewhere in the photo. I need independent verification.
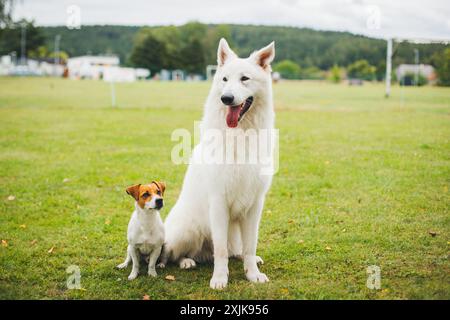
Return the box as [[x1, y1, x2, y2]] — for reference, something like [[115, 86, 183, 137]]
[[217, 38, 237, 67], [251, 41, 275, 70]]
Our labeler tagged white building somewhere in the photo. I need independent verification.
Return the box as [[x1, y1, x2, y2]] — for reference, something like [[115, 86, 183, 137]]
[[396, 64, 435, 81], [0, 55, 65, 76], [67, 55, 120, 80], [67, 55, 150, 82]]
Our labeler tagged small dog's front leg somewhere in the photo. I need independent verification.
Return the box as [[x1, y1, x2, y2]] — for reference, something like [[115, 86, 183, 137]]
[[147, 246, 162, 277], [128, 245, 140, 280]]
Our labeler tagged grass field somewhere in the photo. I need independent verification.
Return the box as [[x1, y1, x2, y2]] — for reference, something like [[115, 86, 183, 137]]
[[0, 77, 449, 299]]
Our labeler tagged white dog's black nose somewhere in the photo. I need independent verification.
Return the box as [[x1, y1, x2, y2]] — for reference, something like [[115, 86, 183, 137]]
[[221, 94, 234, 105], [155, 198, 163, 209]]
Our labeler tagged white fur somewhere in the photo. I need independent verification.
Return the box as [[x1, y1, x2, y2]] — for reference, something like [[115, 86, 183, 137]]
[[161, 39, 275, 289], [117, 203, 165, 280]]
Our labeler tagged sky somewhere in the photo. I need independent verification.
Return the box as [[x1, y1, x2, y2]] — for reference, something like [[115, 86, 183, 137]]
[[12, 0, 450, 41]]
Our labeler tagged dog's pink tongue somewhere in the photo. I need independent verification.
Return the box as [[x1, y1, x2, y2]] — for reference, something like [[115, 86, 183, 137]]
[[226, 106, 241, 128]]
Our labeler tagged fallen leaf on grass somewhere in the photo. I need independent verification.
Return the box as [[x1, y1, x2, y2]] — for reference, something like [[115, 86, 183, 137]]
[[1, 240, 8, 247], [48, 246, 55, 254], [165, 275, 175, 281], [7, 195, 15, 201], [19, 224, 26, 229], [30, 239, 37, 245], [142, 294, 150, 300], [325, 246, 332, 251]]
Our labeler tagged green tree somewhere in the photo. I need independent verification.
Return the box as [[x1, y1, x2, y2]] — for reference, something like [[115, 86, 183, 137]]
[[147, 26, 183, 69], [204, 24, 233, 65], [130, 33, 167, 73], [432, 48, 450, 86], [0, 0, 14, 27], [180, 38, 206, 74], [0, 19, 46, 56], [347, 59, 376, 80], [328, 64, 342, 83], [273, 59, 301, 79]]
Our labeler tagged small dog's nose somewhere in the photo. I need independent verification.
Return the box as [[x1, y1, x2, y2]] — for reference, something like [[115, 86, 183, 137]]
[[221, 94, 234, 105], [155, 198, 163, 208]]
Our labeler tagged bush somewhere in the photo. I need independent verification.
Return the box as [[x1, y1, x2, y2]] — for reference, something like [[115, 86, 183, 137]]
[[328, 64, 343, 83], [347, 59, 376, 81], [273, 59, 301, 79], [301, 66, 325, 80], [400, 72, 428, 86], [432, 48, 450, 86]]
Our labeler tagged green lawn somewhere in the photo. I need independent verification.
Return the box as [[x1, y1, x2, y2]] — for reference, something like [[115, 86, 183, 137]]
[[0, 77, 449, 299]]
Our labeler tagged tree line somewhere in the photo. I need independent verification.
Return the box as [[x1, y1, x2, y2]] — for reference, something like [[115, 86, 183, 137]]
[[0, 3, 449, 85]]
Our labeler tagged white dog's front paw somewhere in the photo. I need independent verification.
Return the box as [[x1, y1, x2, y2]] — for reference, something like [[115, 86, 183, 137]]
[[128, 270, 139, 280], [116, 262, 128, 269], [246, 271, 269, 283], [179, 258, 196, 269], [156, 262, 165, 269], [148, 268, 157, 277], [210, 273, 228, 290]]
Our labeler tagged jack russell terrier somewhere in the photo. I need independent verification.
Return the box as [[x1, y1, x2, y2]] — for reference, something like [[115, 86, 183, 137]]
[[116, 181, 165, 280]]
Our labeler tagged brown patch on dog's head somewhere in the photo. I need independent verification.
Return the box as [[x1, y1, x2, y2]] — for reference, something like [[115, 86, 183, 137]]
[[152, 180, 166, 196], [126, 182, 165, 209]]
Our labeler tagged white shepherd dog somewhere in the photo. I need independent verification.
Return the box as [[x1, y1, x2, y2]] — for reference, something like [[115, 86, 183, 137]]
[[161, 38, 276, 289]]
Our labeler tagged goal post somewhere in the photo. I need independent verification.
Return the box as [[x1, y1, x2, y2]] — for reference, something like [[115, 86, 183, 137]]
[[385, 38, 393, 98], [206, 65, 217, 81]]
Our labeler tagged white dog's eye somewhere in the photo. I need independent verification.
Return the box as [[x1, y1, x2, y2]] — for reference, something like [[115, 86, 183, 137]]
[[241, 76, 250, 82], [223, 77, 228, 82]]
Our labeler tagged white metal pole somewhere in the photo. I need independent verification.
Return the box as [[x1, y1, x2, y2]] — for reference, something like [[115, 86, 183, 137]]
[[54, 35, 61, 76], [20, 22, 26, 65], [414, 48, 419, 86], [385, 38, 392, 98]]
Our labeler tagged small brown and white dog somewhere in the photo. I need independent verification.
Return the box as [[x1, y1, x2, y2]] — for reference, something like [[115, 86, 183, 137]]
[[116, 181, 165, 280]]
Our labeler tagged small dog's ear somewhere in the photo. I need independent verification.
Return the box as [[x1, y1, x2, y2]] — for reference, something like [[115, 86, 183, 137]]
[[217, 38, 237, 67], [126, 184, 141, 201], [158, 181, 166, 196], [153, 181, 166, 196], [250, 41, 275, 70]]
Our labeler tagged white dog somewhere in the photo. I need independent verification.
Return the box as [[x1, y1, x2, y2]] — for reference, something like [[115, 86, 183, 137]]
[[161, 38, 275, 289], [117, 181, 165, 280]]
